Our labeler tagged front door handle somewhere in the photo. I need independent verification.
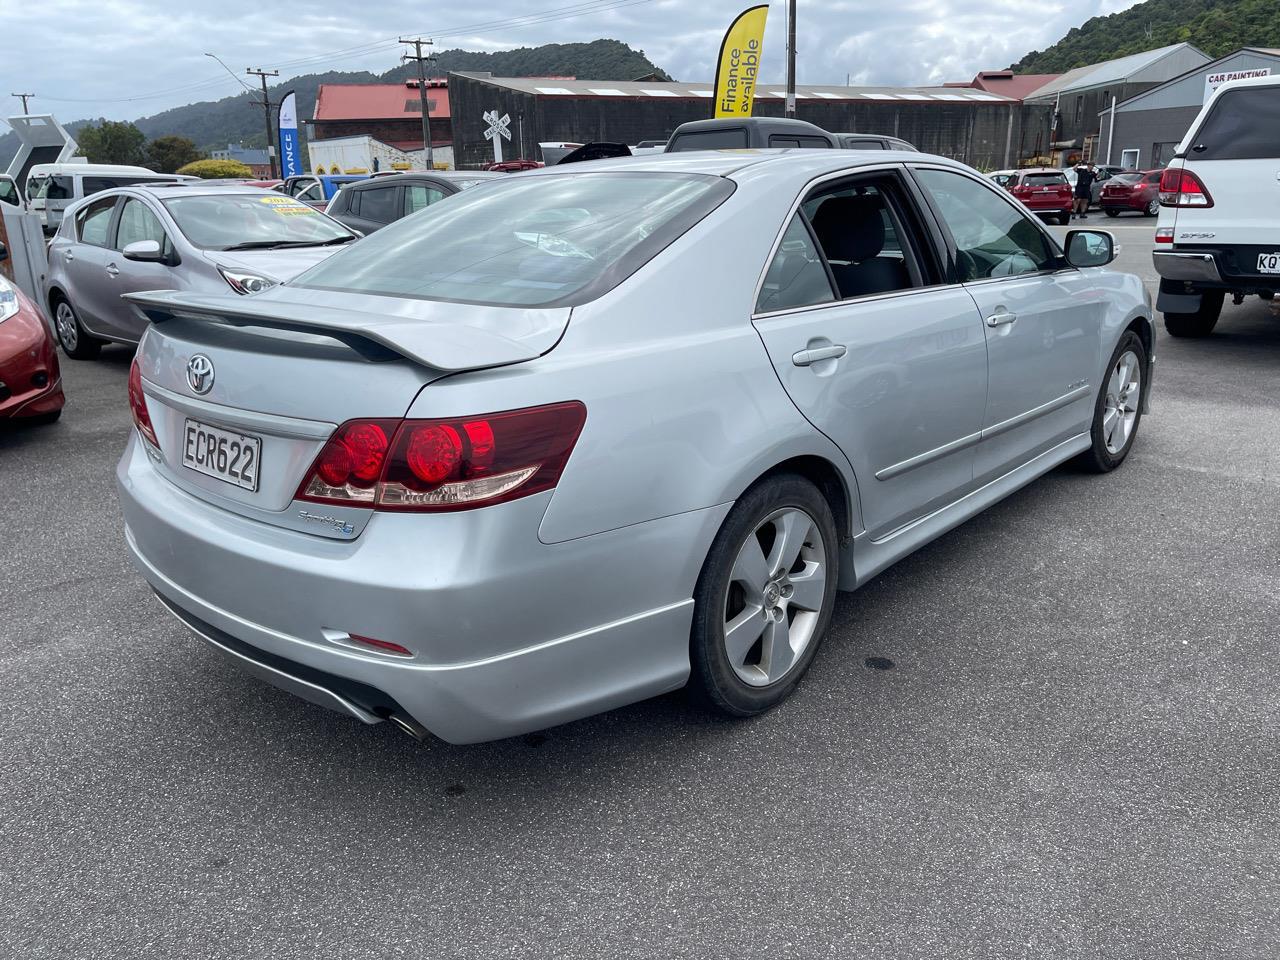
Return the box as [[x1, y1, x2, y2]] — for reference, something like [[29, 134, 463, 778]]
[[63, 249, 74, 262], [106, 263, 119, 278], [792, 344, 847, 366], [985, 310, 1017, 327]]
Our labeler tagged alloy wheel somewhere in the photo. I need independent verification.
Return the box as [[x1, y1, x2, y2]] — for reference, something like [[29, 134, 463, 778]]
[[1102, 349, 1141, 454], [1146, 199, 1159, 216], [55, 302, 78, 351], [723, 507, 827, 687]]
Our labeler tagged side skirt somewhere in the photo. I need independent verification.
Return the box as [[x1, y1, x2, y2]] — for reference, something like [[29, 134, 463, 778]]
[[838, 432, 1091, 590]]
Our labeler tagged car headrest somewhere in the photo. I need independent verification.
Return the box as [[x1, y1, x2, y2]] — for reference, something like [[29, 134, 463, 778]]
[[810, 193, 886, 263]]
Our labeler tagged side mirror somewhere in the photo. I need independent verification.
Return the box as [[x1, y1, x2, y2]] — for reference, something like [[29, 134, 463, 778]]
[[1064, 229, 1116, 268], [0, 241, 7, 263], [122, 239, 164, 263]]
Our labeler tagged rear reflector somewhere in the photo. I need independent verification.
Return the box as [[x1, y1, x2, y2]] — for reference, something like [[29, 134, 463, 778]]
[[296, 402, 587, 512], [1155, 227, 1174, 243], [348, 634, 413, 657], [128, 357, 161, 450], [1159, 168, 1213, 208]]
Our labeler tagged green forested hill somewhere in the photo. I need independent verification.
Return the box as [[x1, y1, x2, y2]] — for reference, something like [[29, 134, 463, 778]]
[[1011, 0, 1279, 73], [0, 39, 668, 166]]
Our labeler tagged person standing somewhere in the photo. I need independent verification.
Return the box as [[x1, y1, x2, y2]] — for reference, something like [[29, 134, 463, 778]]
[[1073, 161, 1096, 220]]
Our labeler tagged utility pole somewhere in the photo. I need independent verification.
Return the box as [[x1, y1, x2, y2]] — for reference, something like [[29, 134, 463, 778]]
[[246, 67, 280, 179], [400, 37, 436, 170], [11, 93, 34, 114], [785, 0, 797, 118]]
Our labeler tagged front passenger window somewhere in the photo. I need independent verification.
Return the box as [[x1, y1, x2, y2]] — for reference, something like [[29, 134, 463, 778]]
[[915, 168, 1056, 281], [116, 198, 169, 251]]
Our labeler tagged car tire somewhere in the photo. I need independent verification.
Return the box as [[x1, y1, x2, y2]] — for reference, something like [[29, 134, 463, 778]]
[[27, 409, 62, 425], [52, 295, 102, 360], [1145, 199, 1159, 216], [689, 474, 839, 717], [1163, 290, 1224, 338], [1104, 208, 1120, 218], [1077, 330, 1146, 473]]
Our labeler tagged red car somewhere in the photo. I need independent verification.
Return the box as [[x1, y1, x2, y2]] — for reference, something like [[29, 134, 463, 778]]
[[486, 159, 543, 173], [0, 262, 64, 424], [997, 168, 1073, 225], [1101, 169, 1163, 217]]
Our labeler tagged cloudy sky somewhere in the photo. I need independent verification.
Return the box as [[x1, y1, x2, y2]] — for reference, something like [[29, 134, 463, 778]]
[[4, 0, 1145, 124]]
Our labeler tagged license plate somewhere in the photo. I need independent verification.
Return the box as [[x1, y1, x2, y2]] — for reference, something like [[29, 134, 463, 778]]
[[182, 418, 261, 491], [1258, 252, 1280, 275]]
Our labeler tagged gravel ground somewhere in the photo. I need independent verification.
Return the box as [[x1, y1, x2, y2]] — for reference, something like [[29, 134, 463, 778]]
[[2, 233, 1278, 959]]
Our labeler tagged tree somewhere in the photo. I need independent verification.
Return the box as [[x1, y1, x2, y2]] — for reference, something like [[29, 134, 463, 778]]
[[76, 121, 147, 166], [146, 136, 203, 174], [175, 158, 253, 179]]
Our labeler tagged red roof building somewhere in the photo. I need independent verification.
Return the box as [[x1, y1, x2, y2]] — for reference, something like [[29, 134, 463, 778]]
[[309, 80, 452, 147], [946, 70, 1061, 101]]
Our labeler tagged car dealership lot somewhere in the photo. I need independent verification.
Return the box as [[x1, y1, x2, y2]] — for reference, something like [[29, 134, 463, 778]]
[[3, 229, 1280, 958]]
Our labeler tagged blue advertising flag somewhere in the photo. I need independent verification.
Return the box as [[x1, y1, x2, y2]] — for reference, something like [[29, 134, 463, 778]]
[[278, 91, 302, 178]]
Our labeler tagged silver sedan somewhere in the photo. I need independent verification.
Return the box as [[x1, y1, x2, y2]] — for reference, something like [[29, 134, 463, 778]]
[[117, 150, 1153, 743]]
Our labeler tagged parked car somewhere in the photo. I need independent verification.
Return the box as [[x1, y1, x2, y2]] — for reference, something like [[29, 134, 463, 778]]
[[994, 168, 1073, 224], [0, 175, 21, 209], [1100, 170, 1163, 217], [832, 132, 918, 151], [0, 248, 64, 424], [280, 174, 368, 210], [666, 117, 837, 151], [1153, 74, 1280, 337], [25, 163, 196, 235], [1064, 164, 1123, 207], [45, 184, 357, 360], [486, 159, 543, 173], [325, 172, 501, 234], [118, 150, 1151, 744]]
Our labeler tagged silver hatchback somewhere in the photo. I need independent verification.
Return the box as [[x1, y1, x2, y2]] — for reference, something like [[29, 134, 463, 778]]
[[44, 184, 357, 360], [117, 151, 1154, 743]]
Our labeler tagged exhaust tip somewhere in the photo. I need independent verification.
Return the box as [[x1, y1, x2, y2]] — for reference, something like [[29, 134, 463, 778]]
[[387, 711, 430, 742]]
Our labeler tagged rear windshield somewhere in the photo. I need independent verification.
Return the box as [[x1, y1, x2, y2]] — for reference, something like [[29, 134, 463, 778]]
[[1188, 87, 1280, 160], [1111, 173, 1143, 183], [668, 129, 749, 151], [162, 194, 355, 250], [1023, 173, 1067, 186], [33, 175, 74, 201], [293, 172, 734, 307]]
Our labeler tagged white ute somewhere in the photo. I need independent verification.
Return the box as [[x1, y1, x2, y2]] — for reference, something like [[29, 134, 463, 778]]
[[1152, 74, 1280, 336]]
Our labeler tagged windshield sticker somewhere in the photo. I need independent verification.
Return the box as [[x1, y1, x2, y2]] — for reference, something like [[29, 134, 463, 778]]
[[258, 196, 317, 215]]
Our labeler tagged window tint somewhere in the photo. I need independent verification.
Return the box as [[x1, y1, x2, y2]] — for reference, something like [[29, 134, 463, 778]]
[[794, 136, 832, 149], [756, 214, 834, 313], [1191, 87, 1280, 160], [770, 137, 801, 148], [295, 172, 733, 307], [82, 176, 148, 196], [0, 179, 17, 206], [1024, 173, 1067, 186], [800, 182, 917, 299], [116, 198, 168, 250], [37, 176, 73, 201], [355, 185, 399, 223], [76, 196, 116, 247], [668, 128, 748, 151], [916, 168, 1056, 281], [405, 184, 446, 215]]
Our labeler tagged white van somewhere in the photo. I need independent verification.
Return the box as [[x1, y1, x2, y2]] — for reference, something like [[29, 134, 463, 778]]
[[25, 163, 195, 234]]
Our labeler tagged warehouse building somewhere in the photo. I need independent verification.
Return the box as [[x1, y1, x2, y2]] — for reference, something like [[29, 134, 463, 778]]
[[447, 72, 1053, 170], [1023, 43, 1211, 165], [1096, 47, 1280, 170], [308, 81, 452, 151]]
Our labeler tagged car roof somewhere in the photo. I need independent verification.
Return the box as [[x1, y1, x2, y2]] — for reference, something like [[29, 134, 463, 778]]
[[512, 148, 967, 181], [347, 171, 502, 188], [118, 183, 288, 199]]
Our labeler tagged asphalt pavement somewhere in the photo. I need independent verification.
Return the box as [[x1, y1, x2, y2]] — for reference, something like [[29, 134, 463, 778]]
[[3, 227, 1279, 959]]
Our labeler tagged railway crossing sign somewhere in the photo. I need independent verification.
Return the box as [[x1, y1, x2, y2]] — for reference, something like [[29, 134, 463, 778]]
[[483, 110, 512, 163]]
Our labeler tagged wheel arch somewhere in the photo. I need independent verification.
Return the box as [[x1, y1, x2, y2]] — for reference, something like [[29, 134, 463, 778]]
[[742, 454, 860, 544], [46, 284, 68, 314]]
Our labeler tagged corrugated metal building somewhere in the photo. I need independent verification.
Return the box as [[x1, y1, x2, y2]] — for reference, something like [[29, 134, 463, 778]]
[[447, 72, 1053, 170], [1096, 48, 1280, 170]]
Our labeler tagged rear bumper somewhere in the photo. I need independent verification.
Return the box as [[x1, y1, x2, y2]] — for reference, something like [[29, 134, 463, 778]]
[[117, 434, 728, 743], [1100, 196, 1148, 211], [1153, 251, 1224, 283]]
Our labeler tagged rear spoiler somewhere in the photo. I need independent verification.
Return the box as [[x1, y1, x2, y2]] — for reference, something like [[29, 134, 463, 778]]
[[124, 290, 567, 373]]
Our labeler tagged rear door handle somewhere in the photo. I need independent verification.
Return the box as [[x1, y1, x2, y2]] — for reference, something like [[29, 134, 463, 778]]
[[106, 263, 119, 278], [792, 344, 847, 366], [985, 310, 1017, 327], [63, 249, 74, 262]]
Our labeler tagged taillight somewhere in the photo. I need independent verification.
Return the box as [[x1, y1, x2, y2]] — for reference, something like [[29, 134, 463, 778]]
[[296, 402, 586, 512], [1155, 227, 1174, 243], [128, 357, 161, 450], [1160, 168, 1213, 207]]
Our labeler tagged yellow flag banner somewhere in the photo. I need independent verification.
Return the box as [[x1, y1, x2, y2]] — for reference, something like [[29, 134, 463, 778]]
[[713, 5, 769, 118]]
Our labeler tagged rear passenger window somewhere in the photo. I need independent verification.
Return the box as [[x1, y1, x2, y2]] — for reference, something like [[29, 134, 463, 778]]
[[1189, 87, 1280, 160], [356, 186, 399, 223], [405, 184, 446, 215], [76, 196, 116, 247], [799, 181, 922, 299], [756, 215, 835, 313]]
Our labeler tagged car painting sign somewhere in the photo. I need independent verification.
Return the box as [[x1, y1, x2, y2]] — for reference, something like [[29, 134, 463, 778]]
[[278, 90, 302, 178], [483, 110, 512, 164], [1204, 68, 1270, 102], [714, 5, 769, 118]]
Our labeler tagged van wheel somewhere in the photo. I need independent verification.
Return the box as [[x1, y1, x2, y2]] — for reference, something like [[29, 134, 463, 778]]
[[689, 474, 839, 717], [1077, 331, 1146, 473], [1163, 291, 1224, 338], [53, 296, 101, 360]]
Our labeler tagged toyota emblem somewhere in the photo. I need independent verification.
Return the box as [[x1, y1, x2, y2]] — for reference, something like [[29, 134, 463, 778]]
[[186, 354, 215, 395]]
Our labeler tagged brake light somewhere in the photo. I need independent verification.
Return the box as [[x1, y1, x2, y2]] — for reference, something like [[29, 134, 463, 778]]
[[1160, 168, 1213, 207], [1155, 228, 1174, 243], [128, 357, 161, 450], [296, 402, 586, 512]]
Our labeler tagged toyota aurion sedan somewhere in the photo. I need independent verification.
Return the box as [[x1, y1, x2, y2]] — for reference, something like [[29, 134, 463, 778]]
[[117, 150, 1153, 744], [44, 184, 357, 360]]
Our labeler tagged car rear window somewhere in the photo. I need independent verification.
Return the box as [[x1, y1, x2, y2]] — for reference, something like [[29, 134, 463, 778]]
[[668, 128, 749, 151], [1022, 173, 1067, 186], [1188, 86, 1280, 160], [1112, 173, 1143, 183], [293, 172, 734, 308]]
